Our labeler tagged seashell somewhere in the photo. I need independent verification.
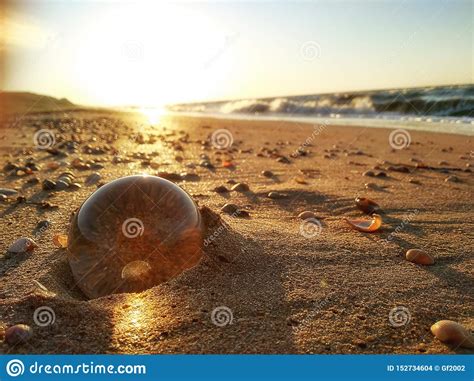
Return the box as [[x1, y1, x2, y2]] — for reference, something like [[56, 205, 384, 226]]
[[298, 211, 316, 220], [42, 179, 56, 190], [445, 175, 460, 183], [355, 197, 380, 214], [53, 234, 68, 248], [221, 203, 239, 214], [55, 180, 69, 190], [362, 170, 375, 177], [405, 249, 434, 265], [47, 161, 61, 170], [8, 237, 38, 253], [5, 324, 33, 345], [67, 175, 203, 299], [431, 320, 474, 349], [85, 172, 102, 185], [231, 183, 249, 192], [222, 161, 234, 168], [267, 191, 287, 199], [213, 185, 229, 193], [0, 188, 18, 196], [344, 214, 382, 232], [294, 176, 308, 184], [261, 170, 274, 178]]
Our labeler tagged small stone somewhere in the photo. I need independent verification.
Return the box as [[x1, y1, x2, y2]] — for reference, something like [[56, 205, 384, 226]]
[[276, 156, 290, 164], [157, 172, 182, 182], [42, 179, 56, 190], [55, 179, 69, 190], [363, 171, 375, 177], [445, 175, 460, 183], [408, 178, 421, 185], [355, 197, 380, 214], [231, 183, 249, 192], [5, 324, 33, 345], [35, 220, 51, 232], [69, 183, 82, 190], [26, 177, 40, 185], [388, 165, 410, 173], [0, 188, 18, 196], [298, 211, 316, 220], [213, 185, 229, 193], [261, 170, 274, 177], [375, 171, 387, 177], [267, 191, 287, 199], [405, 249, 434, 265], [430, 320, 474, 349], [8, 237, 38, 253], [85, 172, 102, 185], [221, 203, 239, 214], [53, 234, 68, 248]]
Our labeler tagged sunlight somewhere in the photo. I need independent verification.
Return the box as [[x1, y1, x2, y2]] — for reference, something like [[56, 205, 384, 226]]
[[140, 107, 165, 125], [71, 2, 226, 107]]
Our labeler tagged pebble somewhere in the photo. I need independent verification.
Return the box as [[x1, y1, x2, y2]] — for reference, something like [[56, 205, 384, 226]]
[[0, 188, 18, 196], [0, 194, 7, 202], [408, 178, 421, 185], [363, 171, 375, 177], [276, 156, 290, 164], [35, 220, 51, 232], [268, 191, 287, 199], [389, 165, 410, 173], [405, 249, 434, 265], [86, 172, 102, 185], [298, 211, 316, 220], [221, 203, 239, 214], [231, 183, 250, 192], [261, 170, 274, 177], [430, 320, 474, 349], [445, 175, 460, 183], [69, 183, 82, 190], [5, 324, 33, 345], [55, 179, 70, 190], [355, 197, 380, 214], [26, 177, 40, 185], [8, 237, 38, 253], [42, 179, 56, 190], [213, 185, 229, 193], [53, 234, 68, 248], [157, 172, 182, 182], [375, 171, 387, 178]]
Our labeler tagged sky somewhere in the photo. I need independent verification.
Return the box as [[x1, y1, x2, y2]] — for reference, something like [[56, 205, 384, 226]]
[[1, 0, 472, 107]]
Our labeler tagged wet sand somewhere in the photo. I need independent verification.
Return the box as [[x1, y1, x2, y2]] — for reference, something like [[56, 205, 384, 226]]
[[0, 110, 473, 354]]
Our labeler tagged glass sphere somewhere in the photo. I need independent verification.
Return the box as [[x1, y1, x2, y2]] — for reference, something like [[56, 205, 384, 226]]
[[67, 175, 203, 299]]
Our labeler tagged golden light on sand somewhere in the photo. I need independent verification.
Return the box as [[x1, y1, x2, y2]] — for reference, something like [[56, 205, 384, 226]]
[[140, 107, 165, 125]]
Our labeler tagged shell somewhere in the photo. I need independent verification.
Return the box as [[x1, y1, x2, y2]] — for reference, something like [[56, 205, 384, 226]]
[[344, 214, 382, 232], [355, 197, 380, 214], [298, 211, 316, 220], [5, 324, 33, 345], [8, 237, 38, 253], [406, 249, 434, 265], [231, 183, 249, 192], [431, 320, 474, 349], [53, 234, 68, 248]]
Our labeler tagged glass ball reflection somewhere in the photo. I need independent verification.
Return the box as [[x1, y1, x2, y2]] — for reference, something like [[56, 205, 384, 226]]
[[67, 175, 203, 299]]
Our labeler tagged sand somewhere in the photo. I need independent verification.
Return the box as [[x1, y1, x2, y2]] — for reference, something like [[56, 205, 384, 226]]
[[0, 110, 473, 354]]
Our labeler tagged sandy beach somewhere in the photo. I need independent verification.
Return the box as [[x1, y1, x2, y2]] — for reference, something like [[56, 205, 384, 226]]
[[0, 110, 472, 354]]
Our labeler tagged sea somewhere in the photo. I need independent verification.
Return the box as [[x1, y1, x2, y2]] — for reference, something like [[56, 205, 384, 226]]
[[165, 84, 474, 136]]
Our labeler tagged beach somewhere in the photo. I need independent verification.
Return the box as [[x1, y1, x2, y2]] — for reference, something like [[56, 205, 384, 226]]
[[0, 110, 473, 354]]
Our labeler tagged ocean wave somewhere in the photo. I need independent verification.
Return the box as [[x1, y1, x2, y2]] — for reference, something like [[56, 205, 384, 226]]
[[169, 84, 474, 119]]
